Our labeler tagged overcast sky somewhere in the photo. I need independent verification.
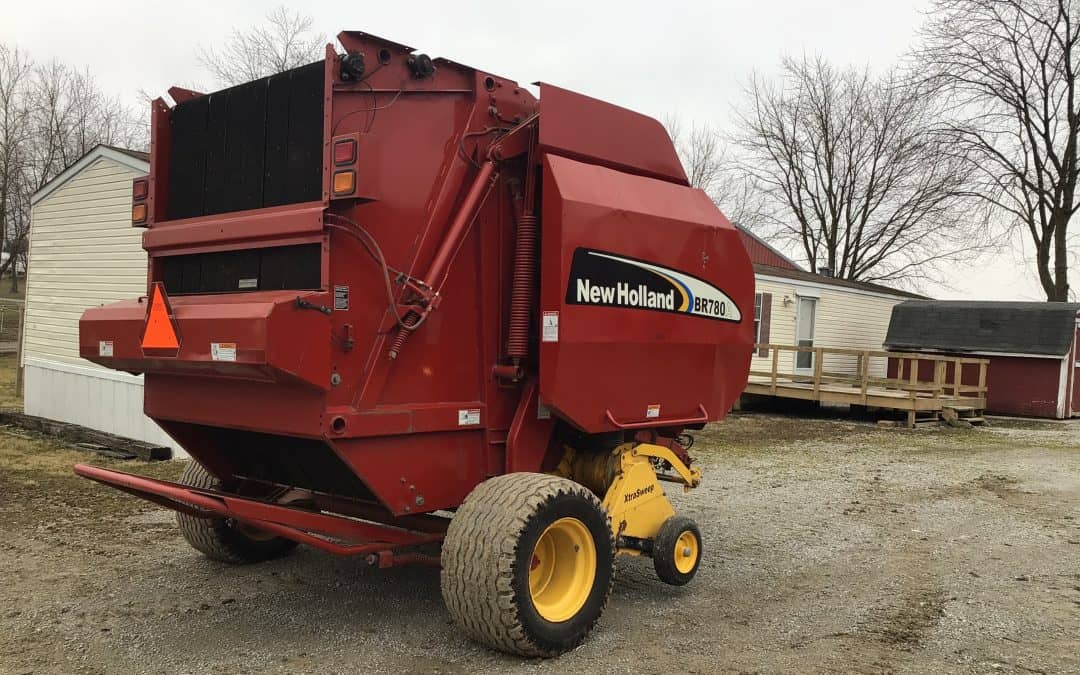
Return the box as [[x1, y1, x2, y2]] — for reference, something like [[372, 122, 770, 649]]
[[0, 0, 1053, 300]]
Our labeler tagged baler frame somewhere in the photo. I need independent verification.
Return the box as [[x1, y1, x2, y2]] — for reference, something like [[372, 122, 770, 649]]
[[74, 463, 445, 566]]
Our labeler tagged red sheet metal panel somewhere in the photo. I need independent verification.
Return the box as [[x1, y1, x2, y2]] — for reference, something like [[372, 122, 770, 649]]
[[539, 154, 754, 433], [889, 354, 1066, 418], [987, 356, 1066, 418], [1071, 325, 1080, 416], [538, 83, 689, 186], [80, 289, 332, 391]]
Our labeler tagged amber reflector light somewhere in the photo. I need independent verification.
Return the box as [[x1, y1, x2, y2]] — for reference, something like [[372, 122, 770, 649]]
[[333, 170, 356, 195]]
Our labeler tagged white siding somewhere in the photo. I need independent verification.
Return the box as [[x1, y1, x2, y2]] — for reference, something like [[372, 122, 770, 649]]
[[24, 157, 147, 365], [23, 359, 174, 447], [751, 275, 907, 378], [22, 153, 179, 454]]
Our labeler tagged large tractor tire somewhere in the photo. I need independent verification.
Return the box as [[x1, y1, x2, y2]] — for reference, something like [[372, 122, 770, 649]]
[[175, 461, 298, 564], [441, 473, 615, 657]]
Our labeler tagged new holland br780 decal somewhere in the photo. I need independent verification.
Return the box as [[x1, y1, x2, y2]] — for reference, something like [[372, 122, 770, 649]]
[[565, 248, 742, 322]]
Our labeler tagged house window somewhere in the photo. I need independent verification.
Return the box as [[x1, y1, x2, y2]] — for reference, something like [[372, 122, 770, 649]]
[[754, 292, 763, 343]]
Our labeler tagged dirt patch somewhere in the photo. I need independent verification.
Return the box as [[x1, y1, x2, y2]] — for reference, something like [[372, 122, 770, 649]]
[[870, 588, 948, 649], [972, 472, 1021, 498]]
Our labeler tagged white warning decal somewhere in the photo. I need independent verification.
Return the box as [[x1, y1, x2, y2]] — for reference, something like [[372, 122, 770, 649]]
[[210, 342, 237, 362], [542, 311, 559, 342], [334, 285, 349, 311], [457, 408, 481, 426]]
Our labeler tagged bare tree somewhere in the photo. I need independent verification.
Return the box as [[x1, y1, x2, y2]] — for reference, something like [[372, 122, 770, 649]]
[[665, 116, 768, 230], [734, 55, 981, 285], [27, 62, 143, 184], [197, 6, 326, 87], [917, 0, 1080, 301], [0, 45, 32, 292], [0, 45, 145, 292]]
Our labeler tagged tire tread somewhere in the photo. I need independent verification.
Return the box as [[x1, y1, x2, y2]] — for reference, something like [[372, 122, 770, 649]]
[[175, 462, 296, 564], [440, 473, 615, 656]]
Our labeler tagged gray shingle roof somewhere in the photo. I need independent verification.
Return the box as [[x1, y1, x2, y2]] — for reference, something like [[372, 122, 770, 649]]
[[885, 301, 1080, 356], [104, 145, 149, 162]]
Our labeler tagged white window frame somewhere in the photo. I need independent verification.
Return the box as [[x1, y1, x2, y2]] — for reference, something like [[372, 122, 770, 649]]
[[753, 292, 763, 344], [794, 294, 818, 374]]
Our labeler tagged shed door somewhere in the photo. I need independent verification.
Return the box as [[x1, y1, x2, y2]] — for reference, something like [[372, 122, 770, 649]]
[[1073, 323, 1080, 416]]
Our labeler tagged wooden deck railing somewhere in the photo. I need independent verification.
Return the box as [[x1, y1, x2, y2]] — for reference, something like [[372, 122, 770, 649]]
[[749, 344, 989, 406]]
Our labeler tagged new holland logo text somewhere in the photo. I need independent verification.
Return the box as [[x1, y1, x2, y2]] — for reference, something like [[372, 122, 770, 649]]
[[566, 248, 742, 323], [624, 484, 655, 503], [576, 280, 675, 311]]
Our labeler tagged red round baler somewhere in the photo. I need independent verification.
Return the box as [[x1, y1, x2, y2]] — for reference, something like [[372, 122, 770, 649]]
[[76, 30, 754, 656]]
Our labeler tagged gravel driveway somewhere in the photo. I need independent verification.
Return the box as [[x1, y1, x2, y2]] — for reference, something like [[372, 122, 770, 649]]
[[0, 413, 1077, 674]]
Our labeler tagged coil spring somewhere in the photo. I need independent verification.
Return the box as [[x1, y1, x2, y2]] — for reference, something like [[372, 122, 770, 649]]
[[507, 213, 538, 360], [387, 311, 419, 359]]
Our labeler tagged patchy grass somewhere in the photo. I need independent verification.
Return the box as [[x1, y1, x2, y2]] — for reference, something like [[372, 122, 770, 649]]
[[694, 409, 1080, 461], [0, 354, 20, 408], [696, 412, 878, 454], [985, 416, 1072, 430], [0, 350, 183, 530], [0, 283, 25, 300], [0, 428, 182, 532]]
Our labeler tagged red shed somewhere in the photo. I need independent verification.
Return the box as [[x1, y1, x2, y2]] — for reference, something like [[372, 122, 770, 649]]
[[884, 301, 1080, 419]]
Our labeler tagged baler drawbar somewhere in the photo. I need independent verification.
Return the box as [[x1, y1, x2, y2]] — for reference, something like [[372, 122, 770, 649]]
[[76, 30, 754, 656]]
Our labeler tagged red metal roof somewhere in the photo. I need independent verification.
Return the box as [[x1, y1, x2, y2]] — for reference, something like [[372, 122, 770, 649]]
[[736, 227, 799, 270]]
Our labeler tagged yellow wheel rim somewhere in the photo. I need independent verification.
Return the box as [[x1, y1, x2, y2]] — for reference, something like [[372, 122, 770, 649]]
[[674, 530, 699, 574], [528, 517, 596, 622]]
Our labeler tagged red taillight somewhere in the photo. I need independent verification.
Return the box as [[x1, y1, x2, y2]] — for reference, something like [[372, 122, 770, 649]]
[[132, 178, 148, 200], [330, 133, 366, 201], [334, 139, 357, 165]]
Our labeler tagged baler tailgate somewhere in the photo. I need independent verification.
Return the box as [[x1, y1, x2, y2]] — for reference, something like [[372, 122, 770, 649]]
[[73, 464, 445, 556]]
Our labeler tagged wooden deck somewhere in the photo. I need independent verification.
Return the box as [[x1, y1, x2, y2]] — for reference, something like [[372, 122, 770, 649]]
[[745, 344, 989, 427]]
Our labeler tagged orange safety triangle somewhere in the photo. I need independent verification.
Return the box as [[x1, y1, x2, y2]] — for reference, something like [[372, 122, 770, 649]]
[[142, 284, 180, 350]]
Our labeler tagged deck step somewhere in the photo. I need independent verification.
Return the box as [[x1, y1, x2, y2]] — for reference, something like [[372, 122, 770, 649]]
[[966, 417, 988, 426], [944, 405, 976, 413]]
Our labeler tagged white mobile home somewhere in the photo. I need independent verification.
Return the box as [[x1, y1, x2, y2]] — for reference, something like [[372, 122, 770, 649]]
[[737, 227, 924, 380]]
